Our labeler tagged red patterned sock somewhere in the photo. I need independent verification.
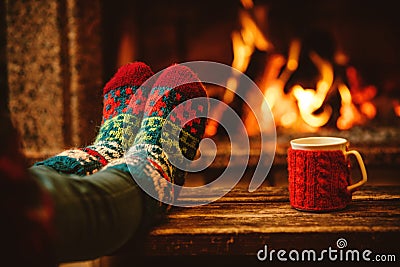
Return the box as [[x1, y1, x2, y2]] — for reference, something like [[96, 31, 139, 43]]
[[106, 64, 209, 207], [133, 64, 208, 186], [35, 62, 154, 175]]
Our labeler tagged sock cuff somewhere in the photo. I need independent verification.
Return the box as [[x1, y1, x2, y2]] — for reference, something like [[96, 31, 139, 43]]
[[103, 62, 154, 95], [152, 64, 205, 94]]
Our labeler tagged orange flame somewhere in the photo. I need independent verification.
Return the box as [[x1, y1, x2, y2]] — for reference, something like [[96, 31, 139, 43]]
[[257, 47, 379, 131], [209, 1, 380, 136], [337, 83, 364, 130], [257, 40, 301, 130], [240, 0, 254, 9], [279, 39, 301, 83], [290, 51, 333, 128], [345, 66, 377, 120], [393, 100, 400, 117], [292, 85, 332, 128], [205, 2, 271, 137]]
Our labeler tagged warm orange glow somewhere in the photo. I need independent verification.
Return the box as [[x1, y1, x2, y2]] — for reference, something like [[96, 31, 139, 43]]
[[262, 54, 286, 85], [280, 111, 298, 128], [117, 30, 136, 67], [240, 0, 254, 9], [258, 48, 377, 131], [342, 66, 377, 125], [279, 39, 300, 82], [262, 84, 299, 129], [287, 51, 334, 128], [334, 50, 349, 66], [292, 85, 332, 128], [287, 59, 298, 72], [264, 80, 283, 109], [252, 40, 302, 131], [208, 4, 380, 136], [309, 52, 333, 100], [339, 83, 351, 104], [286, 39, 301, 71], [393, 100, 400, 117], [337, 105, 357, 130], [337, 83, 365, 130], [206, 4, 271, 137], [229, 10, 271, 94], [352, 85, 377, 105], [224, 76, 238, 104], [205, 119, 219, 137], [117, 19, 137, 68], [231, 30, 253, 73], [346, 67, 377, 104], [360, 102, 376, 119], [239, 11, 270, 52]]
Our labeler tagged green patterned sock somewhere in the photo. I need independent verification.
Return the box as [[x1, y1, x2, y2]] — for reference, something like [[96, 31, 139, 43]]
[[35, 62, 154, 175]]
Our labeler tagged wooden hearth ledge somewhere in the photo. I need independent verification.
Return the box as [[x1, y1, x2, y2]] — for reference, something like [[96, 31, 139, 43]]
[[106, 185, 400, 266]]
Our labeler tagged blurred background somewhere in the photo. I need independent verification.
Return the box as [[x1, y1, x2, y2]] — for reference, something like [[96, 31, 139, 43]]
[[2, 0, 400, 186]]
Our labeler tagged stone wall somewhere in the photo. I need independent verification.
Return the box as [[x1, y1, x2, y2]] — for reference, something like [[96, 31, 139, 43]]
[[0, 1, 8, 116], [5, 0, 103, 161]]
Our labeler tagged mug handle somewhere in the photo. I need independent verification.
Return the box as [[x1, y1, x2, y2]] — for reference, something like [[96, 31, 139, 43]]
[[345, 150, 368, 191]]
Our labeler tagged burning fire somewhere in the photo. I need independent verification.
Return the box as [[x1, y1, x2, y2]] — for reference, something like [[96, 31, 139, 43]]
[[205, 0, 271, 137], [291, 51, 333, 128], [337, 83, 364, 130], [394, 100, 400, 117], [259, 48, 379, 132], [205, 0, 385, 137]]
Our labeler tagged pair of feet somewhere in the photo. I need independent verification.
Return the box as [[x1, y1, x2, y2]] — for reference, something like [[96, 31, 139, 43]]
[[36, 62, 208, 198]]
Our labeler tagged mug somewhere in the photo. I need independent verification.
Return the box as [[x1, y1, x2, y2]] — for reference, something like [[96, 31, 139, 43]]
[[288, 136, 367, 211]]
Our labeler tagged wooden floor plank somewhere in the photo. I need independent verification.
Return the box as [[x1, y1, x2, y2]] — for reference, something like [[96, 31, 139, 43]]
[[140, 186, 400, 256]]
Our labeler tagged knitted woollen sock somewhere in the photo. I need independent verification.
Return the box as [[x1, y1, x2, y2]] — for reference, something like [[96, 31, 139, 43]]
[[35, 62, 154, 176], [287, 148, 352, 211], [105, 64, 208, 210]]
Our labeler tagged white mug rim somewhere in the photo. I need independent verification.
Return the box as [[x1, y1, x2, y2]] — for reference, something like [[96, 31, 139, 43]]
[[290, 136, 348, 149]]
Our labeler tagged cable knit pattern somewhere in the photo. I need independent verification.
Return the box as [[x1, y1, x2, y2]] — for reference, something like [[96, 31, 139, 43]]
[[287, 148, 352, 211], [35, 62, 154, 175]]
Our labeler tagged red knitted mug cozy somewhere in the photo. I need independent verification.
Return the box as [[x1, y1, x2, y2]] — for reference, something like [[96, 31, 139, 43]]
[[287, 148, 352, 211]]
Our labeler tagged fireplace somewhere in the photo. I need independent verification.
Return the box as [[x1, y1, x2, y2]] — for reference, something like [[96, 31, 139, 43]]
[[101, 0, 400, 185], [3, 0, 400, 185]]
